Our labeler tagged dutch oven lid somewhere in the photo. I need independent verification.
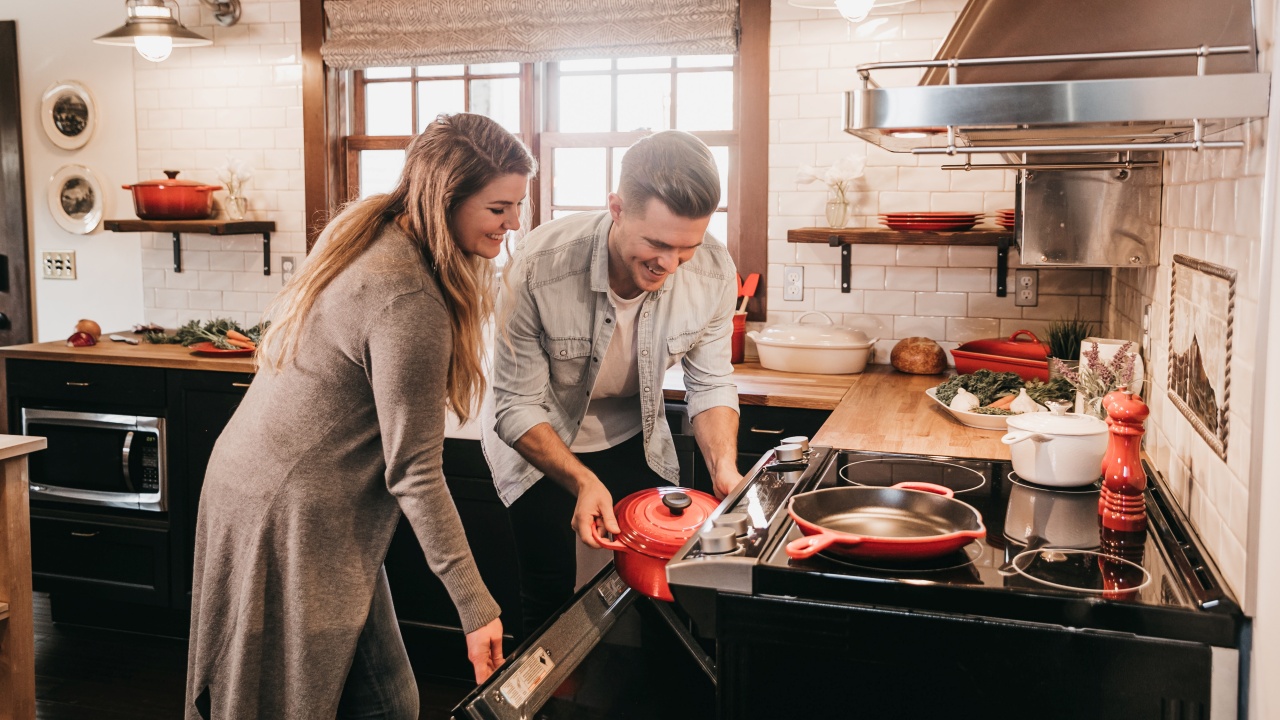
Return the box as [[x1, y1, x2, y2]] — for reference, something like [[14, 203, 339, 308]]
[[614, 486, 719, 559], [955, 329, 1048, 361], [754, 311, 876, 349], [126, 170, 221, 190], [1006, 401, 1108, 436]]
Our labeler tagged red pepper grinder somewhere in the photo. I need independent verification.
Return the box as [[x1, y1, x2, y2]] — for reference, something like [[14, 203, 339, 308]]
[[1099, 387, 1149, 532]]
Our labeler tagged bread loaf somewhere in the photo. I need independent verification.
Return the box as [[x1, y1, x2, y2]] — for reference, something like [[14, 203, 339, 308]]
[[891, 337, 948, 375]]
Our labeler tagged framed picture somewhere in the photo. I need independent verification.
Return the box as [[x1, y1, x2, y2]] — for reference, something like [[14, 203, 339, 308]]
[[47, 165, 104, 235], [40, 80, 96, 150], [1167, 254, 1236, 460]]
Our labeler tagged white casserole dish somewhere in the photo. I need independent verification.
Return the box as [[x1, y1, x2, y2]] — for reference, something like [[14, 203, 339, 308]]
[[747, 312, 877, 375], [1001, 402, 1108, 487]]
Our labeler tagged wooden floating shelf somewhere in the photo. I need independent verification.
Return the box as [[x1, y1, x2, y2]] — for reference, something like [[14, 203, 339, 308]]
[[104, 219, 277, 276], [786, 227, 1016, 297]]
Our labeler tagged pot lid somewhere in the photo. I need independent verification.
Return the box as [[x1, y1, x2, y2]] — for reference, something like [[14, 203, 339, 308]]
[[1006, 401, 1107, 436], [755, 311, 876, 349], [954, 330, 1048, 362], [126, 170, 221, 190], [614, 486, 719, 559]]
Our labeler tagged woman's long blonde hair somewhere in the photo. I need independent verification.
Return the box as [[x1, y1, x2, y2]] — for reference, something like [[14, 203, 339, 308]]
[[259, 113, 535, 422]]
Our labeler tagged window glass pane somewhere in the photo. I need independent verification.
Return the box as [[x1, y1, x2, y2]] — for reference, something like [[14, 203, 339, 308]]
[[418, 79, 466, 131], [611, 147, 628, 196], [416, 64, 465, 77], [616, 74, 671, 132], [470, 77, 522, 134], [360, 149, 406, 198], [553, 147, 606, 207], [365, 83, 413, 135], [618, 56, 671, 69], [706, 211, 728, 245], [559, 58, 612, 72], [676, 55, 733, 68], [365, 66, 412, 79], [552, 209, 587, 220], [470, 62, 520, 75], [709, 146, 730, 208], [676, 71, 734, 131], [559, 76, 612, 132]]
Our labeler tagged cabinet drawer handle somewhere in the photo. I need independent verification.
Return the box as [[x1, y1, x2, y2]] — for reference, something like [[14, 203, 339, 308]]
[[65, 381, 91, 387], [70, 531, 100, 538], [231, 382, 251, 388], [750, 426, 786, 435]]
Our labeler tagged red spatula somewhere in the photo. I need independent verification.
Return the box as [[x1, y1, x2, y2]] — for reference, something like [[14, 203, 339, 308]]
[[738, 273, 759, 313]]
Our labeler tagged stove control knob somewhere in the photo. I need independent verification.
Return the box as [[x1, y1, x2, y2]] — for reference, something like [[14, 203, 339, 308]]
[[699, 526, 738, 555], [782, 435, 810, 453], [713, 512, 750, 536], [775, 443, 804, 462]]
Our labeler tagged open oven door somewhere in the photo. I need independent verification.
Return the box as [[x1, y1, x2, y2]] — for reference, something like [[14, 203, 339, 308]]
[[452, 566, 716, 720]]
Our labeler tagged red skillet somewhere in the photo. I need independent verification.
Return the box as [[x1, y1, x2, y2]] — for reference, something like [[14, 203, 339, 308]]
[[786, 482, 986, 560]]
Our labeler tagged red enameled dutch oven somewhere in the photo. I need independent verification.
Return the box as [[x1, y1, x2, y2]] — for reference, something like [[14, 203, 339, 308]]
[[592, 486, 719, 602], [786, 483, 986, 561], [950, 329, 1050, 381], [122, 170, 222, 220]]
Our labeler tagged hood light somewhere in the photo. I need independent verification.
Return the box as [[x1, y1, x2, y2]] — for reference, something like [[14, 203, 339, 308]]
[[94, 0, 240, 63], [787, 0, 914, 23]]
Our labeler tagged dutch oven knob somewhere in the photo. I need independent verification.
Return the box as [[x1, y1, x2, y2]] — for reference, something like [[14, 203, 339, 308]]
[[662, 491, 692, 516], [163, 170, 180, 179]]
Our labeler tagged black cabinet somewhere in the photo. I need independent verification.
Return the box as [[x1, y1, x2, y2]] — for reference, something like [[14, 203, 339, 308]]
[[666, 403, 830, 486], [29, 511, 170, 605]]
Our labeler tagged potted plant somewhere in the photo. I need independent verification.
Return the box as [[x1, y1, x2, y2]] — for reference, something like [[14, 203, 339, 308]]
[[1045, 317, 1095, 377]]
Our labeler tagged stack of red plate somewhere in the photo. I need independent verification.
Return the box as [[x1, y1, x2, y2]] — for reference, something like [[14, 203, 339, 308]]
[[995, 208, 1016, 229], [880, 211, 980, 232]]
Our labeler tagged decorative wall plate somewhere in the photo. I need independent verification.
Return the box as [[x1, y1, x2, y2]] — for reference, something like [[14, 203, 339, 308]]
[[41, 80, 96, 150], [47, 164, 104, 234]]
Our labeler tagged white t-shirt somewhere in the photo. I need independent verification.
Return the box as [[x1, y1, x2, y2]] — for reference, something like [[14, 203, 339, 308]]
[[570, 287, 646, 452]]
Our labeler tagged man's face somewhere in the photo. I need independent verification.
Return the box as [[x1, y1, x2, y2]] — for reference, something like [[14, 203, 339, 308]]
[[606, 195, 709, 299]]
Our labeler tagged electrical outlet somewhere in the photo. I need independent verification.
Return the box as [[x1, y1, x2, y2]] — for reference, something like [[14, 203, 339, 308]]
[[1014, 269, 1038, 306], [41, 251, 77, 280], [281, 255, 297, 283], [784, 265, 804, 301]]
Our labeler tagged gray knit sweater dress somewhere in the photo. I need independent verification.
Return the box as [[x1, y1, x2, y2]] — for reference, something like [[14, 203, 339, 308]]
[[185, 225, 500, 718]]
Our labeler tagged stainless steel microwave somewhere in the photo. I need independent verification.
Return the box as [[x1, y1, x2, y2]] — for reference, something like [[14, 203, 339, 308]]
[[21, 408, 167, 512]]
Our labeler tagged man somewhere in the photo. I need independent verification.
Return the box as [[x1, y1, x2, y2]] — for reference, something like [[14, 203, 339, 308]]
[[481, 130, 742, 634]]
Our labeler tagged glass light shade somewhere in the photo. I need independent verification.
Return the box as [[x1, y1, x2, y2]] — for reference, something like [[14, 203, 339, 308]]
[[134, 35, 173, 62], [94, 0, 212, 61], [834, 0, 876, 22]]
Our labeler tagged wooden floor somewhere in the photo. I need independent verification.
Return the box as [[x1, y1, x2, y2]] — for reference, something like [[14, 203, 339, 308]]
[[32, 593, 474, 719]]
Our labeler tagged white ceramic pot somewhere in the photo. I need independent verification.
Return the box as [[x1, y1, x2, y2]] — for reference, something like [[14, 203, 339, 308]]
[[1000, 402, 1108, 487], [747, 312, 878, 375]]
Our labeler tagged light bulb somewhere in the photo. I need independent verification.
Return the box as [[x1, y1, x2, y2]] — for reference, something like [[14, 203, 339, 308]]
[[135, 35, 172, 62], [834, 0, 876, 22]]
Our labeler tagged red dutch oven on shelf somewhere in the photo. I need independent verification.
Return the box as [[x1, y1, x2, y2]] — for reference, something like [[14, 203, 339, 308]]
[[592, 486, 719, 602], [950, 329, 1049, 381], [122, 170, 222, 221]]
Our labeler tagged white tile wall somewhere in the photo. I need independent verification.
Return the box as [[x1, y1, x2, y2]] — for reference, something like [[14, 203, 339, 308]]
[[1109, 123, 1264, 597], [133, 0, 304, 328], [765, 1, 1108, 365]]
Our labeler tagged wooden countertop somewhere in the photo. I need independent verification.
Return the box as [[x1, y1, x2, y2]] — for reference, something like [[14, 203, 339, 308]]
[[664, 362, 862, 411], [0, 336, 255, 373], [813, 365, 1010, 460]]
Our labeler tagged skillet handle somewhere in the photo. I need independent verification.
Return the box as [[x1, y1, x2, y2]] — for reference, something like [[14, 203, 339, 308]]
[[785, 533, 846, 559], [891, 481, 955, 498], [588, 523, 628, 552]]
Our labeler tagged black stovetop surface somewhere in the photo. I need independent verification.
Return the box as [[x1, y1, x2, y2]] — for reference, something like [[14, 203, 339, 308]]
[[752, 449, 1243, 648]]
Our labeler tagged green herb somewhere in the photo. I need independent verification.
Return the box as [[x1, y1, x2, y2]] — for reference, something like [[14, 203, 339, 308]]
[[971, 407, 1015, 416], [1023, 376, 1076, 405], [143, 318, 269, 350], [1045, 318, 1095, 361], [934, 369, 1024, 406]]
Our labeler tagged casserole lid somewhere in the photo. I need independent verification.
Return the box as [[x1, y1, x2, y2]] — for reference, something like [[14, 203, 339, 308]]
[[125, 170, 221, 190], [1005, 401, 1107, 436], [755, 311, 876, 349], [614, 486, 719, 559], [955, 329, 1048, 362]]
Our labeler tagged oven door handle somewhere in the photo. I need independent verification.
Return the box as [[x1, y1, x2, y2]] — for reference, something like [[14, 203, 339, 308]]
[[121, 431, 136, 492]]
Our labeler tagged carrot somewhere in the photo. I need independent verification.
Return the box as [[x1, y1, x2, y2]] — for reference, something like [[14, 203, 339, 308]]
[[225, 337, 257, 350], [226, 329, 254, 344], [986, 394, 1016, 409]]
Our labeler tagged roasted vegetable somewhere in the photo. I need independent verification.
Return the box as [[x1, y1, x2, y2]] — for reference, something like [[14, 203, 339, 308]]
[[934, 369, 1024, 406]]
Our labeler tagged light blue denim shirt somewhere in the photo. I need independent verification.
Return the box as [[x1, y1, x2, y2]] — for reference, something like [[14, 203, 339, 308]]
[[480, 211, 739, 507]]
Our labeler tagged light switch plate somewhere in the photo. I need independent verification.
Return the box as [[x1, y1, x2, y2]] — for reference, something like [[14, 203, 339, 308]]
[[41, 251, 76, 280], [784, 265, 803, 301]]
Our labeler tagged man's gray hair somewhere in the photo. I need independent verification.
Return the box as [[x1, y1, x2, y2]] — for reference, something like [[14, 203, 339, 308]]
[[617, 130, 721, 219]]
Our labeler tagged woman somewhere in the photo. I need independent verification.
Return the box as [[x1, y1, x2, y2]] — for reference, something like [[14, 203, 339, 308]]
[[185, 113, 536, 720]]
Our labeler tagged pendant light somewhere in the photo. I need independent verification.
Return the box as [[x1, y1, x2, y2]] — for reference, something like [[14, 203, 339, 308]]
[[787, 0, 914, 23], [94, 0, 241, 63]]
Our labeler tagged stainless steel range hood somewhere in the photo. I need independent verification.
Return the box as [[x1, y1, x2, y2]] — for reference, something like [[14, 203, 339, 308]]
[[845, 0, 1272, 156]]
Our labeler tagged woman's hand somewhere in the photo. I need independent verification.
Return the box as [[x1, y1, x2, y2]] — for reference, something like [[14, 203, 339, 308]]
[[465, 617, 505, 684], [572, 477, 617, 548]]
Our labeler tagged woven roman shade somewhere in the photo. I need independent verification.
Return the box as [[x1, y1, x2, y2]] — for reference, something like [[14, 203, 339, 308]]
[[321, 0, 739, 69]]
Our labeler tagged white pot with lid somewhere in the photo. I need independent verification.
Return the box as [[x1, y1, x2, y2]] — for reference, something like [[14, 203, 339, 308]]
[[1000, 402, 1108, 487], [747, 312, 878, 375]]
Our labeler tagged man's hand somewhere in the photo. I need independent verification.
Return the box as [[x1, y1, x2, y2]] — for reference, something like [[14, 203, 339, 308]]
[[465, 617, 505, 684], [572, 476, 619, 548], [711, 468, 744, 499]]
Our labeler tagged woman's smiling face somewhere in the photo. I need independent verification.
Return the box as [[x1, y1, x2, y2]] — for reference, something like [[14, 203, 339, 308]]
[[452, 173, 528, 259]]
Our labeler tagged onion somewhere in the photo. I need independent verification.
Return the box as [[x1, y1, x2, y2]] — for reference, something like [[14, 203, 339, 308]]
[[75, 319, 102, 339], [66, 331, 97, 347]]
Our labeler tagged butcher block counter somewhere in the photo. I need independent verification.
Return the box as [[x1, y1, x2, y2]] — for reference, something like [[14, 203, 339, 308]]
[[0, 335, 255, 373]]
